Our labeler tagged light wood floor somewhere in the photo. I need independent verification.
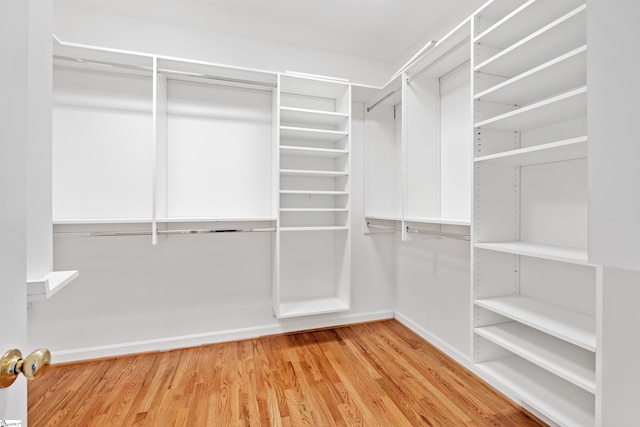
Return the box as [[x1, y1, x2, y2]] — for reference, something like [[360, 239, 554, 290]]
[[29, 320, 546, 426]]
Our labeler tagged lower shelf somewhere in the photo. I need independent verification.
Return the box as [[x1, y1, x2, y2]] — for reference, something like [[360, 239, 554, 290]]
[[476, 356, 595, 427], [27, 270, 79, 301], [277, 297, 350, 318]]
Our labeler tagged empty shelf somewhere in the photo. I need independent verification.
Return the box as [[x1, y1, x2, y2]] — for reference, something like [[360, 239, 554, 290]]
[[280, 145, 348, 158], [475, 322, 595, 393], [474, 294, 595, 351], [279, 169, 348, 178], [474, 241, 591, 265], [280, 126, 348, 143], [277, 297, 350, 318], [27, 270, 79, 301], [474, 136, 587, 166], [280, 107, 348, 128]]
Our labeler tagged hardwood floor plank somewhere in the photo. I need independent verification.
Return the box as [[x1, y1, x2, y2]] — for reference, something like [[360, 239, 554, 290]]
[[28, 320, 547, 426]]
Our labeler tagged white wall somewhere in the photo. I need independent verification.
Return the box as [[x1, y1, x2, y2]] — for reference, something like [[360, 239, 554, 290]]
[[27, 100, 396, 362], [53, 5, 393, 87]]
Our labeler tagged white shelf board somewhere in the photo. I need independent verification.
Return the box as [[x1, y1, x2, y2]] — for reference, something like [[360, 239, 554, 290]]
[[474, 86, 587, 132], [404, 217, 471, 226], [156, 217, 277, 223], [474, 136, 587, 166], [281, 208, 348, 212], [280, 145, 348, 159], [474, 295, 595, 351], [280, 190, 348, 196], [279, 226, 349, 232], [476, 356, 595, 427], [474, 241, 591, 265], [475, 5, 586, 77], [473, 0, 529, 31], [280, 107, 348, 128], [280, 73, 349, 100], [365, 215, 402, 222], [53, 218, 153, 225], [277, 297, 350, 318], [475, 0, 584, 48], [27, 270, 79, 301], [280, 126, 348, 143], [475, 46, 586, 105], [475, 322, 595, 393], [279, 169, 348, 178]]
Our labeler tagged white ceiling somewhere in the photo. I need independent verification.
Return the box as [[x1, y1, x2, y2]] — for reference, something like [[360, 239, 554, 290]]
[[55, 0, 485, 63]]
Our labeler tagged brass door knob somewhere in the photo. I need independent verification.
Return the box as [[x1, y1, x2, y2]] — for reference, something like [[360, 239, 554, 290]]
[[0, 348, 51, 388]]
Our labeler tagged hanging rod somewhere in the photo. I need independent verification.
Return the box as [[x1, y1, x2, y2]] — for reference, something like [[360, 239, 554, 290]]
[[406, 227, 470, 241], [367, 86, 401, 113], [54, 227, 276, 238], [53, 55, 277, 88], [366, 222, 400, 231]]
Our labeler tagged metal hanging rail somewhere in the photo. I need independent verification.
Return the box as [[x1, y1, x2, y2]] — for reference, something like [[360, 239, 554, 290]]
[[366, 86, 402, 113], [53, 55, 277, 88], [406, 227, 470, 241], [54, 227, 276, 238]]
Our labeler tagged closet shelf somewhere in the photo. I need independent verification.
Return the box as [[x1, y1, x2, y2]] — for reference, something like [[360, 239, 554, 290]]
[[474, 295, 596, 351], [404, 217, 471, 226], [280, 126, 348, 143], [280, 145, 348, 158], [475, 5, 586, 77], [474, 136, 587, 166], [155, 216, 277, 223], [279, 226, 349, 232], [474, 241, 591, 265], [476, 356, 595, 427], [280, 107, 348, 128], [475, 322, 596, 393], [280, 190, 348, 196], [279, 169, 348, 178], [53, 218, 153, 225], [27, 270, 79, 302], [474, 86, 587, 132], [277, 297, 350, 318], [280, 208, 348, 212], [365, 215, 402, 222], [475, 0, 584, 48], [474, 46, 586, 106]]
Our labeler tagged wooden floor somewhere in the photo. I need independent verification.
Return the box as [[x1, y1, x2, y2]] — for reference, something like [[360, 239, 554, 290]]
[[29, 320, 546, 426]]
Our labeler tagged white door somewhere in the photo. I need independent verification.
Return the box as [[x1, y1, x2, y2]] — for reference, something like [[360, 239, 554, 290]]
[[0, 0, 32, 423]]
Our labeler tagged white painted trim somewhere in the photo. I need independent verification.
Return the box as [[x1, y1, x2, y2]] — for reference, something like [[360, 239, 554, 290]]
[[393, 310, 471, 368], [52, 310, 394, 363]]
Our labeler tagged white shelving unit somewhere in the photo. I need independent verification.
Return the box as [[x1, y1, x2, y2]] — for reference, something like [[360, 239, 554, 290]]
[[52, 43, 278, 240], [364, 21, 473, 237], [274, 73, 351, 318], [472, 1, 595, 425]]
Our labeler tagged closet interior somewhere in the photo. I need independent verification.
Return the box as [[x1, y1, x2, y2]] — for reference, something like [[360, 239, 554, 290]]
[[37, 0, 640, 425]]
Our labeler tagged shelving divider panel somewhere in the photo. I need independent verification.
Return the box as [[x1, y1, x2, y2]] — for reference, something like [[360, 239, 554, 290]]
[[475, 5, 586, 77], [474, 136, 587, 166], [474, 87, 587, 131], [475, 322, 596, 393], [476, 356, 595, 427], [475, 46, 587, 105], [474, 294, 596, 351], [474, 241, 590, 265]]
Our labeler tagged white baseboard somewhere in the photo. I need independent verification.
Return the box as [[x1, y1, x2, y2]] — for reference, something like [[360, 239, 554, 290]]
[[393, 310, 472, 370], [52, 309, 394, 363]]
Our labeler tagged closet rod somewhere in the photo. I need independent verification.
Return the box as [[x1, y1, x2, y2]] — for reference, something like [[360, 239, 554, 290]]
[[406, 227, 470, 241], [366, 222, 400, 231], [53, 55, 277, 88], [54, 227, 276, 238], [406, 37, 470, 84], [367, 86, 401, 113]]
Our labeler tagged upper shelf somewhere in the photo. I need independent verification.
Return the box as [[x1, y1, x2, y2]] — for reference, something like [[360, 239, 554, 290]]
[[475, 46, 586, 105], [474, 241, 593, 266], [474, 86, 587, 132], [475, 5, 586, 78], [475, 0, 585, 48], [280, 126, 349, 143], [280, 145, 348, 159]]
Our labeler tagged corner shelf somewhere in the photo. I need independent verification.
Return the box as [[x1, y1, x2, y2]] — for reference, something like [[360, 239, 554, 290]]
[[474, 241, 591, 265], [27, 270, 79, 301]]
